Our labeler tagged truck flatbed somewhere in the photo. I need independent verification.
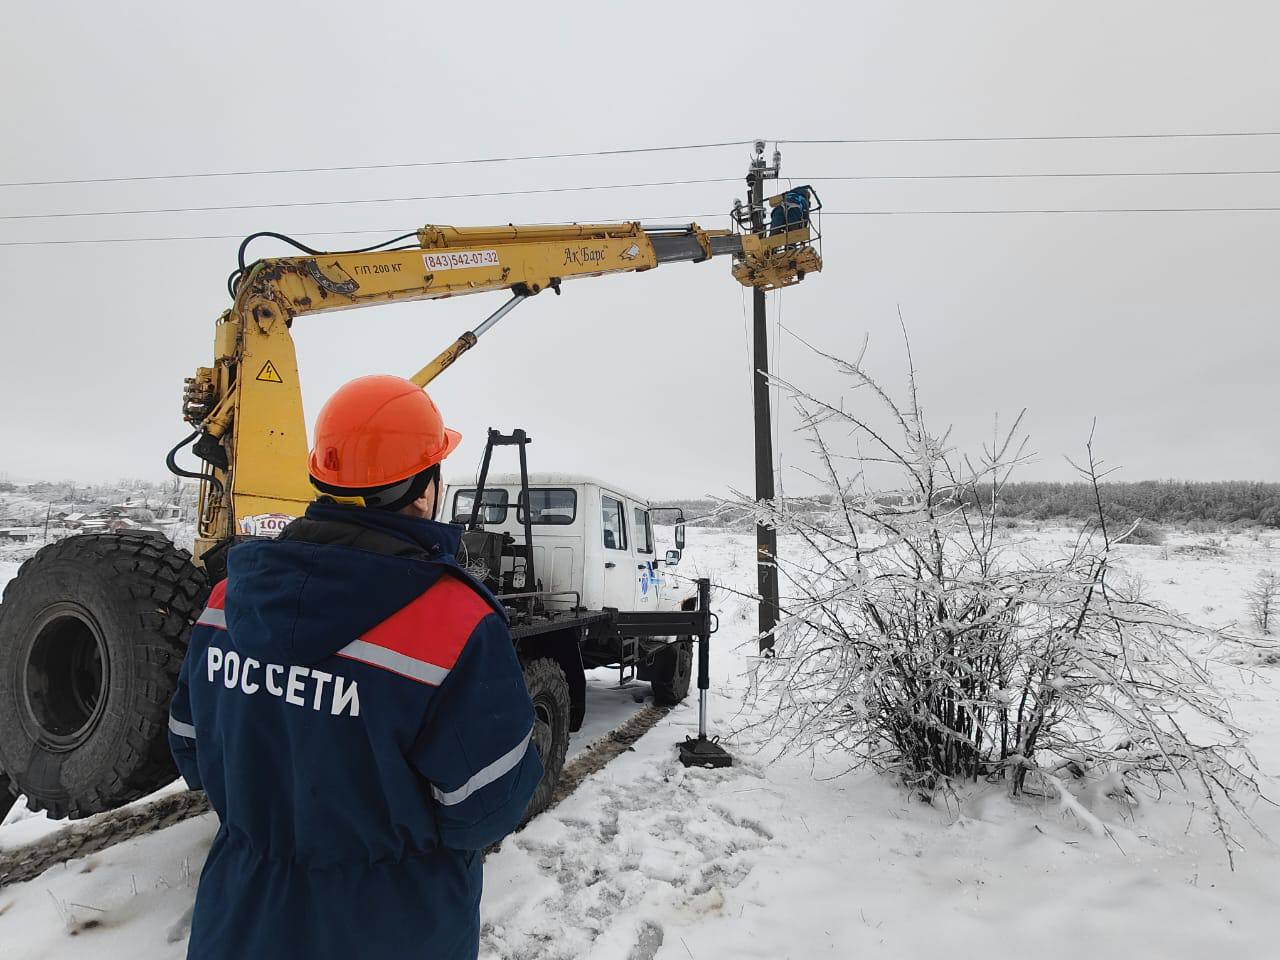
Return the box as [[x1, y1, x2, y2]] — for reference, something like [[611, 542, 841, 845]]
[[508, 609, 613, 640]]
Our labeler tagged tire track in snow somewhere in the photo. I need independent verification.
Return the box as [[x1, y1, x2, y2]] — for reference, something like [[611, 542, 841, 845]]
[[1, 705, 674, 889]]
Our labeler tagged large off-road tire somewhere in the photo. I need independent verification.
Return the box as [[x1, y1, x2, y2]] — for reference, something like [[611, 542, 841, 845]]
[[649, 639, 693, 706], [521, 656, 570, 822], [0, 769, 14, 822], [0, 533, 207, 819]]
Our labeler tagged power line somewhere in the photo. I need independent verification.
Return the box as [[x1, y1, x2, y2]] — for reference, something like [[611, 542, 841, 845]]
[[6, 205, 1280, 247], [811, 168, 1280, 183], [0, 214, 734, 247], [0, 141, 755, 189], [817, 206, 1280, 215], [0, 228, 403, 247], [9, 168, 1280, 222], [0, 177, 740, 222], [780, 130, 1280, 145], [5, 129, 1280, 189]]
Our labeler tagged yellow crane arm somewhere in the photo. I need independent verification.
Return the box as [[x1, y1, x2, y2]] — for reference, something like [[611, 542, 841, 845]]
[[182, 215, 820, 560], [249, 221, 718, 317]]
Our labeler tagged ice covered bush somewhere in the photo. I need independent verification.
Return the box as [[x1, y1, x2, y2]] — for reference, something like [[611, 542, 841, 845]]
[[733, 335, 1264, 862], [1118, 518, 1165, 545], [1247, 570, 1277, 635]]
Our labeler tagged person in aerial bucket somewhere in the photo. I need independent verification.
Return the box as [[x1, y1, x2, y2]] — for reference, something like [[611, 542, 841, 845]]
[[769, 187, 812, 235]]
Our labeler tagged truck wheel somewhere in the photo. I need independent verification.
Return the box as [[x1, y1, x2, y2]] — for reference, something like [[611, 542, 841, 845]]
[[650, 639, 694, 705], [521, 657, 570, 822], [0, 769, 14, 822], [0, 533, 207, 819]]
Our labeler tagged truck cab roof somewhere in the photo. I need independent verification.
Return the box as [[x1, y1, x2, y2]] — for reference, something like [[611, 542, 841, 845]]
[[443, 473, 653, 509]]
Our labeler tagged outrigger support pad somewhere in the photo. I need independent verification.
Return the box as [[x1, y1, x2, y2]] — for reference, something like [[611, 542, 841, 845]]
[[678, 578, 733, 769], [679, 733, 733, 769]]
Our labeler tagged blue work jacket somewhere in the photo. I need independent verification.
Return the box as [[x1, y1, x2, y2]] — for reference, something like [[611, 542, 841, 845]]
[[169, 503, 542, 959]]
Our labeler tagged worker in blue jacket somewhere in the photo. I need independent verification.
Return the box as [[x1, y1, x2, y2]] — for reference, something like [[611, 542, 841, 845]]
[[769, 186, 811, 235], [168, 374, 543, 960]]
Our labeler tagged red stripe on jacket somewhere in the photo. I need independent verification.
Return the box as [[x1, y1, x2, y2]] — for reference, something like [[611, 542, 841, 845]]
[[357, 576, 493, 672], [206, 579, 228, 610]]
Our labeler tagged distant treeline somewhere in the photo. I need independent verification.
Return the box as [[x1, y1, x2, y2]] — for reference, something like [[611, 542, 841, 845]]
[[659, 481, 1280, 528], [961, 481, 1280, 525]]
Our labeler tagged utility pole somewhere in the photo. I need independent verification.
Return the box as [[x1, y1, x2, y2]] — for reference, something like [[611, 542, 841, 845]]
[[745, 141, 781, 655]]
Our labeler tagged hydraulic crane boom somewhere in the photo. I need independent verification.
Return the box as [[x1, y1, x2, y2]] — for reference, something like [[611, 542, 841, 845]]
[[179, 207, 821, 565]]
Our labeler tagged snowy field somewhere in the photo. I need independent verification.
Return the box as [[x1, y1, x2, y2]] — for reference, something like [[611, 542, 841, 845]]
[[2, 525, 1279, 959]]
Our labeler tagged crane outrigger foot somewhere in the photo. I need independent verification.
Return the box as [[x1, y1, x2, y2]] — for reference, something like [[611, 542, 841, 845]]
[[679, 734, 733, 769], [677, 579, 733, 769]]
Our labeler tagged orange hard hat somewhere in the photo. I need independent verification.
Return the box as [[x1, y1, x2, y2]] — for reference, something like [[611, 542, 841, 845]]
[[308, 375, 462, 491]]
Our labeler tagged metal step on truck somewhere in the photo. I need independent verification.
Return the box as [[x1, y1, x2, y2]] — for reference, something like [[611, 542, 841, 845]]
[[445, 429, 708, 815]]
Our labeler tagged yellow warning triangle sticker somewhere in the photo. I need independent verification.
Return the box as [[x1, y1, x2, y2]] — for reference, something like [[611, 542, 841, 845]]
[[256, 360, 283, 383]]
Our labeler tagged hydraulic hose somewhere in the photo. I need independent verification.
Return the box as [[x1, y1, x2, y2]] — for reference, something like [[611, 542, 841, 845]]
[[165, 429, 225, 504]]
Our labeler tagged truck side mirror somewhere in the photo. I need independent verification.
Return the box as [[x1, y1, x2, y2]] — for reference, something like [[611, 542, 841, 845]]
[[665, 548, 682, 566], [675, 524, 686, 550]]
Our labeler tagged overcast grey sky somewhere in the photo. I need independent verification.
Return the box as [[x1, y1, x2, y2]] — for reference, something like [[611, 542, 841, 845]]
[[1, 1, 1276, 497]]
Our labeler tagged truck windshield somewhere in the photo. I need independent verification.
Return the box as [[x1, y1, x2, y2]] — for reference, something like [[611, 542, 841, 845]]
[[518, 488, 577, 525], [452, 488, 508, 524]]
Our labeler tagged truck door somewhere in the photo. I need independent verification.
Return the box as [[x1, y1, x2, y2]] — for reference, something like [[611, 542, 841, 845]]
[[600, 492, 635, 609], [631, 504, 658, 606]]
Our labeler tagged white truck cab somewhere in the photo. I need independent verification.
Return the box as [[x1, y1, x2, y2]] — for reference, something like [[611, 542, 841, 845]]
[[441, 473, 689, 613], [437, 442, 700, 810]]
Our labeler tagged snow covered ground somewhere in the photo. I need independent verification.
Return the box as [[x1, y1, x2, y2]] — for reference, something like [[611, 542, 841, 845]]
[[0, 556, 25, 601], [0, 668, 649, 853], [2, 525, 1279, 959]]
